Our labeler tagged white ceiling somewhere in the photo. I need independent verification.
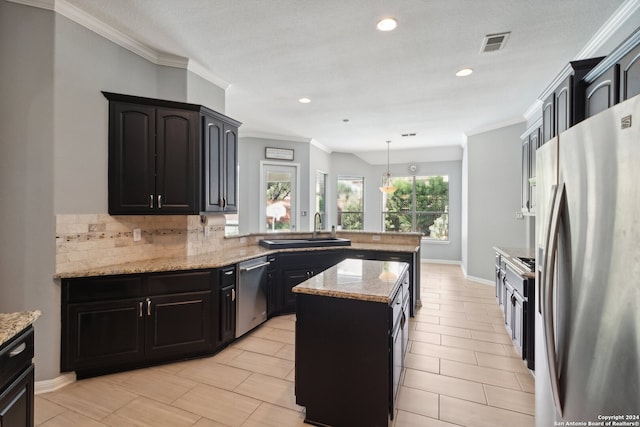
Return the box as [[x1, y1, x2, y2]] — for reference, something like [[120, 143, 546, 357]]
[[62, 0, 630, 162]]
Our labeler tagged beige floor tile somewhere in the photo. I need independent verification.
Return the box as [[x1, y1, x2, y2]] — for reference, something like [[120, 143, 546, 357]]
[[35, 396, 67, 426], [439, 317, 496, 332], [231, 336, 286, 356], [413, 313, 440, 324], [484, 384, 535, 415], [103, 367, 196, 404], [516, 372, 535, 393], [39, 410, 109, 427], [274, 343, 295, 361], [440, 359, 522, 390], [441, 335, 507, 356], [404, 353, 440, 374], [393, 410, 460, 427], [101, 396, 200, 426], [192, 417, 231, 427], [475, 352, 529, 374], [264, 316, 296, 332], [395, 386, 439, 418], [503, 343, 524, 359], [467, 312, 505, 325], [408, 330, 441, 345], [469, 329, 515, 345], [410, 341, 477, 364], [234, 373, 301, 411], [242, 402, 306, 427], [210, 346, 244, 364], [172, 384, 261, 427], [176, 359, 252, 390], [227, 350, 295, 379], [419, 308, 469, 320], [415, 322, 472, 339], [440, 395, 534, 427], [403, 368, 486, 404], [421, 302, 440, 310], [250, 325, 296, 345], [42, 378, 138, 420], [436, 302, 467, 313]]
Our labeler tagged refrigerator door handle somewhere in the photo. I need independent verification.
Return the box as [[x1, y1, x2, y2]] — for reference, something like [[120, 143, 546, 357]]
[[543, 181, 566, 417]]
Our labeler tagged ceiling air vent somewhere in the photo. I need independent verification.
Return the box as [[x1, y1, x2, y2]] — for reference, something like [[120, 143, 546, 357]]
[[481, 32, 510, 53]]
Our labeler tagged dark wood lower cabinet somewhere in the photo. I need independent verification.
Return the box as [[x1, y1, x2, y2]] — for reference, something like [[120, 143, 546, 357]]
[[62, 270, 216, 377], [0, 365, 34, 427]]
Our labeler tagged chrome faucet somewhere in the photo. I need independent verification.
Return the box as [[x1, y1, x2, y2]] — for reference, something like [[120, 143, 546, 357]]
[[312, 212, 322, 238]]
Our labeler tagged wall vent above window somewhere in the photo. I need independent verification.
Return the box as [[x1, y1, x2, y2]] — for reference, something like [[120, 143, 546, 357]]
[[481, 32, 510, 53]]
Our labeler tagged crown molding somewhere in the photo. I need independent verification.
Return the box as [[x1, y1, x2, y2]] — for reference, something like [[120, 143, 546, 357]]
[[7, 0, 229, 90], [522, 0, 640, 118]]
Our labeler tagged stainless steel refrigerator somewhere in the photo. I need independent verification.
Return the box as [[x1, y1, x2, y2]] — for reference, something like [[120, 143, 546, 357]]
[[535, 94, 640, 425]]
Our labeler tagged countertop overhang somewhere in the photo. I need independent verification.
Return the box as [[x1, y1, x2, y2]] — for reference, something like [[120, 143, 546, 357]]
[[292, 258, 409, 304], [493, 246, 536, 279], [0, 310, 41, 347]]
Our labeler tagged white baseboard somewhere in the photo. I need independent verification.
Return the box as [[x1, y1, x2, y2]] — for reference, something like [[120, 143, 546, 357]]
[[35, 372, 76, 395], [465, 274, 494, 286], [420, 258, 462, 265]]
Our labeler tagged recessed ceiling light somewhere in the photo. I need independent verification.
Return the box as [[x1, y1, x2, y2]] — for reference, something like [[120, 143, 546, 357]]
[[376, 17, 397, 32], [298, 97, 311, 104], [342, 119, 350, 123], [455, 68, 473, 77]]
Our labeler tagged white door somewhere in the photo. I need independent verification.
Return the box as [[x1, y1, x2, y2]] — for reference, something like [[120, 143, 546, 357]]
[[260, 162, 298, 232]]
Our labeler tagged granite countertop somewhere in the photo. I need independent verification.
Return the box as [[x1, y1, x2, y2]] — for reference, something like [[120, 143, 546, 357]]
[[493, 246, 536, 279], [292, 258, 409, 304], [0, 310, 41, 347], [55, 242, 420, 279]]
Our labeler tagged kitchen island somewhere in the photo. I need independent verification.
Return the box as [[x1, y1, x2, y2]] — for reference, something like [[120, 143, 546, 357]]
[[293, 258, 409, 427]]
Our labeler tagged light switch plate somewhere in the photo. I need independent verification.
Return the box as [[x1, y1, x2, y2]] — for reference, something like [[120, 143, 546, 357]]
[[133, 228, 141, 241]]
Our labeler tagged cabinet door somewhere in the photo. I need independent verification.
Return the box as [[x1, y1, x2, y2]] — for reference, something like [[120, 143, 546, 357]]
[[504, 282, 514, 337], [521, 138, 530, 212], [155, 108, 199, 213], [282, 269, 311, 312], [0, 365, 34, 427], [528, 128, 540, 211], [65, 299, 145, 371], [513, 292, 525, 358], [222, 123, 239, 212], [219, 285, 236, 345], [555, 76, 572, 135], [542, 94, 555, 143], [108, 102, 156, 214], [620, 44, 640, 102], [586, 65, 619, 118], [146, 291, 213, 359], [202, 115, 238, 213]]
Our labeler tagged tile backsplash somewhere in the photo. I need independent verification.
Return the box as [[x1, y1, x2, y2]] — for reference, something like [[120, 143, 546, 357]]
[[55, 214, 225, 275]]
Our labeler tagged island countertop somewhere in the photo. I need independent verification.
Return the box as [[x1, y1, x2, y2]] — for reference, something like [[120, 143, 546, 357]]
[[292, 258, 409, 304], [0, 310, 41, 347]]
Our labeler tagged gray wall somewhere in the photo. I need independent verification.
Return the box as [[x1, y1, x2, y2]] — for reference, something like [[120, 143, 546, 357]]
[[1, 2, 225, 381], [463, 122, 527, 281], [238, 137, 311, 234], [0, 0, 57, 382]]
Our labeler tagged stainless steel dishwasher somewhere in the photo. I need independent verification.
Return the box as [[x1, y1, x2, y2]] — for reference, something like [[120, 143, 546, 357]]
[[236, 256, 270, 338]]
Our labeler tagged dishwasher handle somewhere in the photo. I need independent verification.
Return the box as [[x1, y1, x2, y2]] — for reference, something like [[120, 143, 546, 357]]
[[240, 261, 271, 272]]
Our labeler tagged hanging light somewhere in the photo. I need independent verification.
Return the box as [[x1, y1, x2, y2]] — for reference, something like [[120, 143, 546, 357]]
[[379, 141, 397, 194]]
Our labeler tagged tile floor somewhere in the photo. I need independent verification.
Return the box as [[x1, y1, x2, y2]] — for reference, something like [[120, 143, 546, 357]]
[[35, 262, 535, 426]]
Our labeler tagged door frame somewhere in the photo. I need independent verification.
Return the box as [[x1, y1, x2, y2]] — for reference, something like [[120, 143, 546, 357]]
[[259, 161, 300, 233]]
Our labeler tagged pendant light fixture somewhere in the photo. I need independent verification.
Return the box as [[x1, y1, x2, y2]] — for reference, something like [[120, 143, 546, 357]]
[[379, 141, 397, 194]]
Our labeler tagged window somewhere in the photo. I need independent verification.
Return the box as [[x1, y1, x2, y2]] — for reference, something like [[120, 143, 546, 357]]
[[337, 176, 364, 230], [315, 171, 327, 226], [382, 175, 449, 240]]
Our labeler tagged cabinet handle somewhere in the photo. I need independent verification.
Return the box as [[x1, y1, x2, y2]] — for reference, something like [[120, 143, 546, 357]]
[[222, 198, 226, 208], [224, 270, 234, 276], [231, 288, 236, 301], [157, 194, 162, 209], [219, 197, 224, 208], [149, 194, 153, 208], [139, 301, 143, 317], [146, 298, 151, 316], [9, 343, 26, 357]]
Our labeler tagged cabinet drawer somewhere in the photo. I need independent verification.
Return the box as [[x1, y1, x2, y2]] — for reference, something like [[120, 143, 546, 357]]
[[147, 271, 213, 295], [219, 266, 237, 288], [0, 327, 34, 391], [391, 286, 403, 327], [505, 265, 526, 297], [64, 276, 144, 303]]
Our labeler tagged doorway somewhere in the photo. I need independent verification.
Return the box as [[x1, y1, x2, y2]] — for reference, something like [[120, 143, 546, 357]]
[[260, 162, 299, 232]]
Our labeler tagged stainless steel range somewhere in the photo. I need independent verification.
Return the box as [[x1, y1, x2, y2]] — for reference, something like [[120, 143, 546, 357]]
[[514, 256, 535, 272]]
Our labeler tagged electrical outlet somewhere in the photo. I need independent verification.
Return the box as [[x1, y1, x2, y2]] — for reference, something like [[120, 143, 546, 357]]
[[204, 226, 210, 237], [240, 237, 247, 244], [133, 228, 141, 241], [372, 235, 381, 241], [515, 212, 524, 220]]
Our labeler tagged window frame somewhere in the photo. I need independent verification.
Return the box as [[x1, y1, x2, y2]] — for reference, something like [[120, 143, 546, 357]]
[[337, 175, 365, 231]]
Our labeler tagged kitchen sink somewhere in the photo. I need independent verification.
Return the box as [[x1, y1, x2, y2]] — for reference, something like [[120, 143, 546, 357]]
[[259, 237, 351, 249]]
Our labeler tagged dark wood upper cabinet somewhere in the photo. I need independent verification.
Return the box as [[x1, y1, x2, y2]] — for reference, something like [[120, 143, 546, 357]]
[[586, 65, 619, 117], [620, 43, 640, 101], [103, 92, 240, 215]]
